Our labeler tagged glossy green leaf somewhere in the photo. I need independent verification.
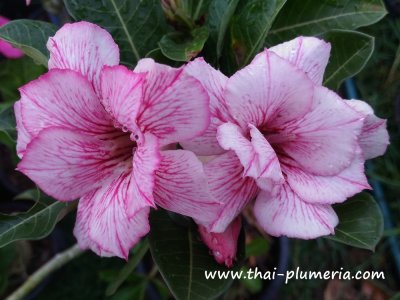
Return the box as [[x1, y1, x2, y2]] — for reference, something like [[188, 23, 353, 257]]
[[268, 0, 386, 45], [149, 210, 245, 300], [159, 27, 209, 61], [0, 20, 57, 67], [0, 102, 16, 147], [323, 30, 374, 90], [326, 193, 384, 251], [64, 0, 168, 67]]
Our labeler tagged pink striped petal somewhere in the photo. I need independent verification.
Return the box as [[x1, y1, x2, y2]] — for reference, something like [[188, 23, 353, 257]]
[[74, 172, 150, 259], [18, 69, 113, 149], [18, 128, 126, 201], [134, 58, 210, 145], [281, 87, 364, 176], [47, 21, 119, 94], [198, 217, 241, 268], [217, 122, 283, 188], [153, 150, 220, 227], [14, 101, 31, 158], [180, 58, 232, 155], [0, 16, 24, 59], [346, 100, 389, 159], [224, 50, 314, 129], [204, 152, 258, 232], [267, 36, 331, 85], [254, 185, 339, 239], [100, 65, 144, 132]]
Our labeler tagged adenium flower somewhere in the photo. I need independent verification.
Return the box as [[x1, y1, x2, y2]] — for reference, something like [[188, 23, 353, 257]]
[[183, 37, 389, 265], [0, 16, 24, 59], [14, 21, 218, 259]]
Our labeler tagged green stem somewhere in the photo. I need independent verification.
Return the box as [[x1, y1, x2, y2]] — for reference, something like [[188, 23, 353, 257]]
[[6, 244, 84, 300]]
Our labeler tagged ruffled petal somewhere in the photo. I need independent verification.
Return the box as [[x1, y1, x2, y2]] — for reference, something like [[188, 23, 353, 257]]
[[346, 100, 389, 160], [153, 150, 220, 227], [268, 36, 331, 85], [14, 101, 31, 158], [224, 50, 314, 129], [47, 21, 119, 93], [180, 58, 232, 155], [135, 58, 210, 145], [198, 217, 241, 268], [254, 185, 339, 239], [281, 86, 364, 176], [74, 172, 150, 259]]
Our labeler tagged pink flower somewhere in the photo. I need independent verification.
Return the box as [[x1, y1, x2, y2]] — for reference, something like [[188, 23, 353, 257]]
[[14, 21, 216, 259], [183, 37, 389, 262], [0, 16, 24, 59]]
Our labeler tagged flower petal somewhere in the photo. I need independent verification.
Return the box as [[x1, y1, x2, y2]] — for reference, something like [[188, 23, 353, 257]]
[[204, 151, 258, 232], [74, 172, 150, 259], [180, 58, 232, 155], [224, 50, 314, 129], [198, 217, 241, 268], [254, 184, 339, 239], [268, 36, 331, 85], [47, 21, 119, 93], [281, 86, 364, 176], [217, 122, 283, 188], [153, 150, 220, 227], [18, 127, 126, 201], [346, 100, 389, 159], [14, 101, 31, 158], [135, 58, 210, 145]]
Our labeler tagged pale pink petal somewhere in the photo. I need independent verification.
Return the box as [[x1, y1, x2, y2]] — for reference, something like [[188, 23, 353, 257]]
[[280, 87, 364, 176], [224, 50, 314, 129], [127, 133, 161, 217], [100, 65, 144, 132], [153, 150, 220, 227], [254, 185, 339, 239], [47, 21, 119, 94], [204, 152, 258, 232], [217, 122, 283, 188], [74, 172, 150, 259], [267, 36, 331, 85], [346, 100, 389, 159], [198, 218, 241, 268], [0, 16, 23, 59], [14, 101, 31, 158], [26, 0, 31, 5], [18, 128, 127, 201], [180, 58, 232, 155], [19, 69, 113, 150], [134, 58, 210, 146]]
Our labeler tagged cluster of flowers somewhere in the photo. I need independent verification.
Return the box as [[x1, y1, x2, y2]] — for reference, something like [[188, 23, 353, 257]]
[[14, 22, 389, 267]]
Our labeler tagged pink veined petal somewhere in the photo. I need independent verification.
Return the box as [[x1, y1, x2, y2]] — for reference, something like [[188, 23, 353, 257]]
[[224, 50, 314, 129], [217, 122, 284, 188], [254, 184, 339, 239], [0, 16, 24, 59], [74, 172, 150, 259], [180, 58, 232, 155], [267, 36, 331, 85], [14, 101, 31, 158], [204, 151, 259, 233], [134, 58, 210, 146], [346, 99, 389, 160], [47, 21, 119, 94], [198, 217, 241, 268], [153, 149, 220, 228], [17, 127, 128, 201], [281, 86, 364, 176], [18, 69, 113, 150], [127, 133, 161, 217], [282, 148, 371, 205], [100, 65, 144, 132]]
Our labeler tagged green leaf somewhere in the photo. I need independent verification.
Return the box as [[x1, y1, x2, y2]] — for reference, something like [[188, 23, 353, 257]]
[[239, 266, 262, 293], [0, 20, 57, 67], [159, 27, 209, 61], [323, 30, 374, 90], [149, 210, 245, 300], [245, 237, 269, 258], [268, 0, 387, 45], [0, 195, 74, 248], [0, 102, 16, 147], [64, 0, 168, 67], [326, 193, 384, 251]]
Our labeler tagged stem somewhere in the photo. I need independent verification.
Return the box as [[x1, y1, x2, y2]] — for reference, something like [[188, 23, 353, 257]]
[[6, 244, 84, 300]]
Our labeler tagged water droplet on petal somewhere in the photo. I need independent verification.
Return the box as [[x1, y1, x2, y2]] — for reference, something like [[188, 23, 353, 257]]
[[122, 125, 129, 132], [212, 237, 218, 245]]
